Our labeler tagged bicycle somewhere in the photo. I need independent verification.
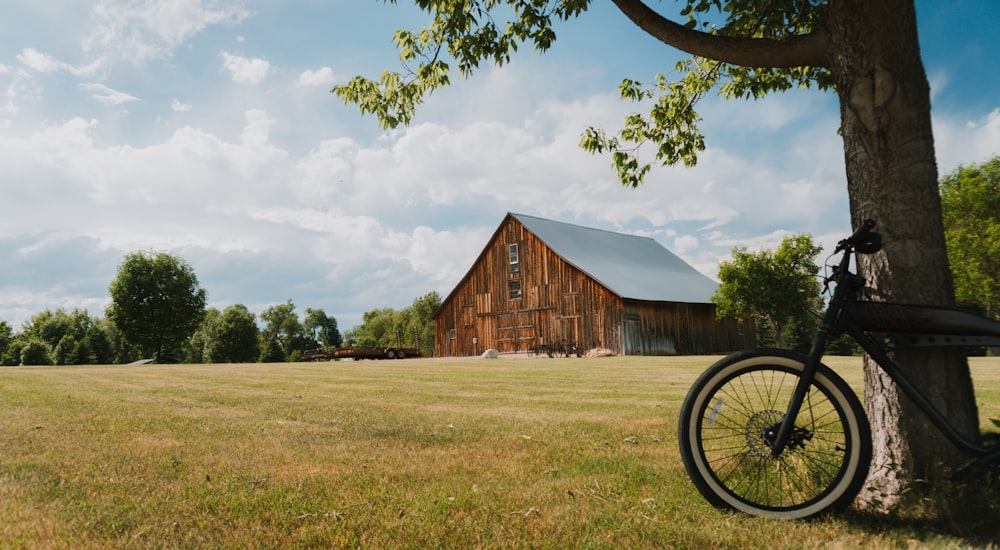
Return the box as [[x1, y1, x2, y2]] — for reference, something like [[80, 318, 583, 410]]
[[677, 220, 1000, 519]]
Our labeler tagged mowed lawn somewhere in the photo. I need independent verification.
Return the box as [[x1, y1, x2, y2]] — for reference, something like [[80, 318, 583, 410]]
[[2, 355, 999, 549]]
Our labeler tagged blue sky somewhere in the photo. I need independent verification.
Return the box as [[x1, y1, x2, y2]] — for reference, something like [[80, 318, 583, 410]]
[[1, 1, 998, 332]]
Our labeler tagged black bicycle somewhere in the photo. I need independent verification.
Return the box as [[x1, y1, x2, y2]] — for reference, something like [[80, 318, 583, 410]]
[[678, 220, 1000, 519]]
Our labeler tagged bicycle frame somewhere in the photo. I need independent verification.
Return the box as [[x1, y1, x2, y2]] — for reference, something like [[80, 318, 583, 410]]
[[843, 304, 1000, 458], [770, 224, 1000, 474]]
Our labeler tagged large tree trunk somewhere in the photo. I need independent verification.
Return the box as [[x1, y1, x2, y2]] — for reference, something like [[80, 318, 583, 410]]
[[826, 0, 979, 511]]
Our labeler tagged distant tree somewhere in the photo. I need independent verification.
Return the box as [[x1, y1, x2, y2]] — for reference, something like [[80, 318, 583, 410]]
[[258, 337, 286, 363], [408, 292, 441, 357], [53, 335, 79, 366], [713, 234, 822, 349], [81, 321, 115, 365], [3, 338, 25, 366], [22, 310, 74, 350], [346, 293, 442, 356], [184, 307, 221, 363], [941, 156, 1000, 319], [154, 347, 183, 364], [106, 251, 207, 361], [304, 308, 342, 349], [20, 309, 103, 365], [21, 339, 53, 366], [782, 311, 823, 355], [259, 300, 310, 360], [349, 307, 399, 348], [95, 318, 140, 364], [0, 321, 12, 364], [207, 305, 260, 363]]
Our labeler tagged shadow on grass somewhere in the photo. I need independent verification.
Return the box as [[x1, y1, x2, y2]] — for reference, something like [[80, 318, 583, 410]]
[[841, 469, 1000, 546]]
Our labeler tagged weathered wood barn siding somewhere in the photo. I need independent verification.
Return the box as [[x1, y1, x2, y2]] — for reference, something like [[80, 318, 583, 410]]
[[433, 213, 753, 357], [434, 215, 617, 356], [622, 300, 750, 355]]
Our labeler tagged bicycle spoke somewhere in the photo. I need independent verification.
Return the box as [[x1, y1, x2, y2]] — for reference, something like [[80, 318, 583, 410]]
[[696, 367, 852, 507]]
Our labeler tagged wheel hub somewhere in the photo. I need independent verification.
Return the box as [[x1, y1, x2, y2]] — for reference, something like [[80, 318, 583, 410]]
[[745, 410, 813, 457]]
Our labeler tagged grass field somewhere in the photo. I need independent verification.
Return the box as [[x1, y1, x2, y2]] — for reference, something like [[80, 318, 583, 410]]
[[2, 355, 999, 549]]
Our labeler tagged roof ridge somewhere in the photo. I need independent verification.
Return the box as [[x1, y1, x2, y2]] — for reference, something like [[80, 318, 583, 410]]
[[510, 212, 657, 242], [509, 212, 718, 303]]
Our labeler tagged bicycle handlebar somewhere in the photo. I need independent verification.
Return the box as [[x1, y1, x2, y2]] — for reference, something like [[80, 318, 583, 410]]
[[848, 219, 876, 243], [837, 219, 882, 254]]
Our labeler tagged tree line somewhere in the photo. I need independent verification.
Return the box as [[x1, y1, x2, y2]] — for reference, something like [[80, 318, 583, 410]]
[[5, 156, 992, 366], [342, 292, 441, 356], [0, 250, 441, 365]]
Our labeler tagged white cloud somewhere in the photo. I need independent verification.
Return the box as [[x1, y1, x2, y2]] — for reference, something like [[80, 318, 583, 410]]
[[4, 69, 32, 115], [933, 107, 1000, 173], [296, 67, 335, 87], [79, 82, 140, 105], [85, 0, 252, 64], [17, 48, 63, 73], [16, 48, 105, 78], [221, 52, 270, 84], [171, 98, 192, 112]]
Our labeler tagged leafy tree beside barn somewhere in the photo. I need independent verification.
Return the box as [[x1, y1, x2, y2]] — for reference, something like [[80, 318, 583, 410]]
[[713, 234, 822, 351]]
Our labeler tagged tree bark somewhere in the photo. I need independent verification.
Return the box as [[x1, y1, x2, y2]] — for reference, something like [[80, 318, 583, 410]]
[[610, 0, 828, 67], [825, 0, 979, 511]]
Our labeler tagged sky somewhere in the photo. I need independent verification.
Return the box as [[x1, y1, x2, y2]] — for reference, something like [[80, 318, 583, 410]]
[[1, 1, 998, 333]]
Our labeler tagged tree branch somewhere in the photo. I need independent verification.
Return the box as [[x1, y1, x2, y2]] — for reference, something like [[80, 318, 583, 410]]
[[610, 0, 829, 68]]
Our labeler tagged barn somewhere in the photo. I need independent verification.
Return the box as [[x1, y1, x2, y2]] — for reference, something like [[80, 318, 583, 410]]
[[432, 212, 754, 357]]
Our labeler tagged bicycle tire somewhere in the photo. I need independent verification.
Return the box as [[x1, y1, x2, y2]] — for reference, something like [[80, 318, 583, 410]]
[[678, 349, 871, 519]]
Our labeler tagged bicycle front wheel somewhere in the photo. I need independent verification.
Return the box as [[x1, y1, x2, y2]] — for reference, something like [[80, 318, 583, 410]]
[[678, 350, 871, 519]]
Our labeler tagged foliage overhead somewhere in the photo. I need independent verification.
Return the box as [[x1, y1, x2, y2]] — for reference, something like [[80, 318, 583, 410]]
[[334, 0, 832, 187], [940, 156, 1000, 319]]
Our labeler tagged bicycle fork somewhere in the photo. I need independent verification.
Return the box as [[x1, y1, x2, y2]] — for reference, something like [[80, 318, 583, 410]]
[[767, 312, 838, 458]]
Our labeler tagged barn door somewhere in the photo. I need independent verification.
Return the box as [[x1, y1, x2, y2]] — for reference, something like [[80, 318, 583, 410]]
[[623, 314, 642, 356], [554, 316, 580, 348], [496, 312, 536, 353]]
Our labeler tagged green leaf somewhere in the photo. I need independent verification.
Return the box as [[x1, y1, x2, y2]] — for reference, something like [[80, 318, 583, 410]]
[[338, 0, 831, 188]]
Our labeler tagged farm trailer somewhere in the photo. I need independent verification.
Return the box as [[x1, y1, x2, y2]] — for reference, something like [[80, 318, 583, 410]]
[[300, 346, 422, 361]]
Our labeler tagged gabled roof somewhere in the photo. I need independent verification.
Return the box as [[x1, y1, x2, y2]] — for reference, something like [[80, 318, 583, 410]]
[[511, 213, 718, 303]]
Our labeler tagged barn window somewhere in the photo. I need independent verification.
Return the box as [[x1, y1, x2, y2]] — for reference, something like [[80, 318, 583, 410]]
[[508, 243, 519, 273], [509, 280, 522, 300], [449, 328, 456, 340]]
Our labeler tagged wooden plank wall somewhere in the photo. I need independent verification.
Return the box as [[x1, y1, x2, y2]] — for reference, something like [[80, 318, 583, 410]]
[[622, 301, 755, 355]]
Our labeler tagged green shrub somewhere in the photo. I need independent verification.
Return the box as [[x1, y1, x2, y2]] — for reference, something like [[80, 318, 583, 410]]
[[21, 339, 54, 366]]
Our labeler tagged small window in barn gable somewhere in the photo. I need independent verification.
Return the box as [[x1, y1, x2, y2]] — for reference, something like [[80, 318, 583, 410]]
[[449, 328, 456, 340], [509, 280, 522, 300], [508, 243, 519, 273]]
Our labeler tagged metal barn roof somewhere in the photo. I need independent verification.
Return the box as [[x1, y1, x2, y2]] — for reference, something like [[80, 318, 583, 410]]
[[511, 213, 719, 303]]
